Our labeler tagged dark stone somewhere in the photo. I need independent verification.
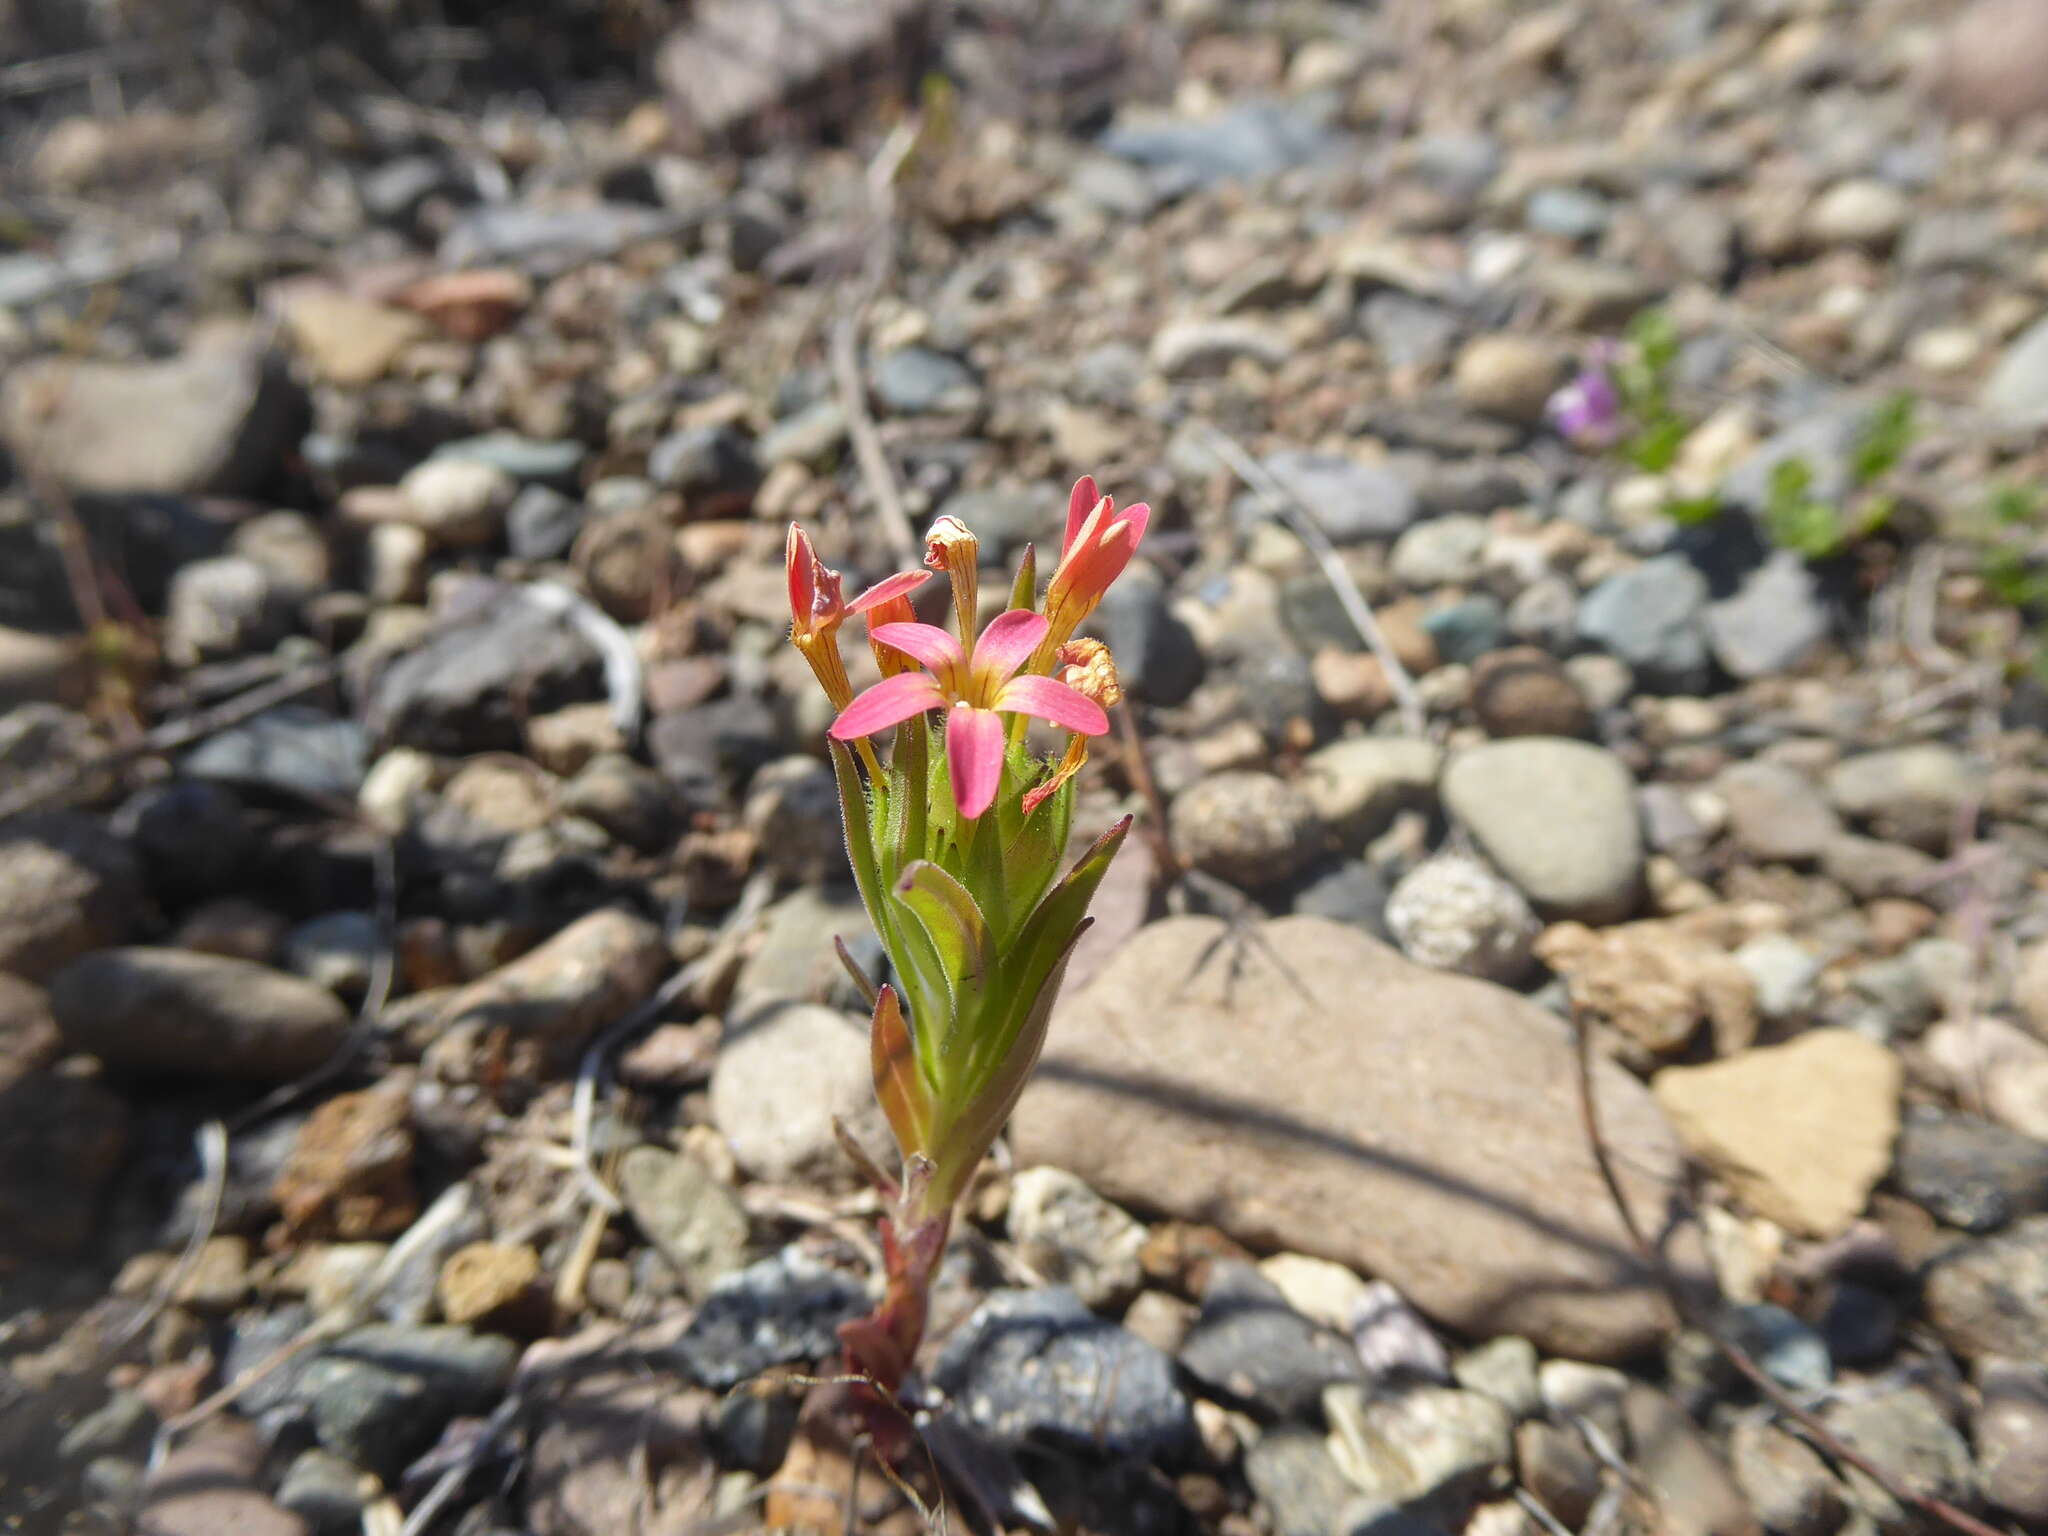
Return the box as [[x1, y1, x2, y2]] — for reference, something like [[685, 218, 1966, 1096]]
[[706, 1384, 799, 1474], [113, 779, 252, 898], [363, 592, 604, 754], [1895, 1106, 2048, 1234], [1089, 563, 1204, 706], [1289, 860, 1393, 939], [183, 707, 368, 800], [931, 1286, 1200, 1465], [1177, 1261, 1367, 1420], [646, 424, 760, 514], [0, 1067, 127, 1257], [646, 695, 784, 802], [672, 1247, 869, 1391], [1819, 1281, 1900, 1367], [290, 1325, 517, 1478], [504, 485, 584, 561]]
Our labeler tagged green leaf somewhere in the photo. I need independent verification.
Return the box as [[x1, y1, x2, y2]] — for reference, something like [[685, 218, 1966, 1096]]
[[1009, 543, 1038, 613], [1664, 493, 1722, 526], [964, 815, 1129, 1095], [894, 860, 994, 1005], [925, 918, 1091, 1211], [1850, 391, 1916, 487], [1624, 415, 1685, 473]]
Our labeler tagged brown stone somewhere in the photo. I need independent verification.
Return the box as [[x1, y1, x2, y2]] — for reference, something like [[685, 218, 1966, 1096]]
[[0, 973, 59, 1082], [1625, 1386, 1763, 1536], [424, 907, 669, 1093], [0, 1063, 128, 1257], [1536, 919, 1757, 1060], [438, 1241, 546, 1331], [273, 1077, 418, 1241], [1471, 647, 1592, 739], [139, 1420, 307, 1536], [1010, 916, 1690, 1360]]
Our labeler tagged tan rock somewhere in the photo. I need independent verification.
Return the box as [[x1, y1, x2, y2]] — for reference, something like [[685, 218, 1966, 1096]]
[[279, 287, 427, 386], [438, 1241, 544, 1329], [1536, 919, 1757, 1059], [273, 1077, 418, 1242], [1009, 916, 1690, 1360], [1652, 1030, 1900, 1238]]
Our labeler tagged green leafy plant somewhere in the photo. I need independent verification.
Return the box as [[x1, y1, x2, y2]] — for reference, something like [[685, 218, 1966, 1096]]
[[784, 479, 1144, 1445]]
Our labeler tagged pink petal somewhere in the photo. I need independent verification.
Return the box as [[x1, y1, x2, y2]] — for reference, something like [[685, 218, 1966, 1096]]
[[946, 705, 1006, 819], [848, 569, 932, 612], [995, 674, 1110, 736], [830, 672, 945, 739], [868, 621, 966, 685], [1115, 500, 1151, 549], [970, 609, 1049, 688], [1063, 476, 1100, 555]]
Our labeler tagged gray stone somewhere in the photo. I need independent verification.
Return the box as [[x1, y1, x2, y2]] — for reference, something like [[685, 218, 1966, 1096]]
[[505, 485, 583, 561], [1292, 860, 1394, 938], [1007, 1166, 1146, 1310], [709, 1003, 890, 1189], [284, 912, 378, 999], [1441, 739, 1644, 922], [1325, 1382, 1513, 1525], [1733, 935, 1821, 1022], [1728, 1418, 1846, 1536], [1101, 98, 1337, 188], [1720, 410, 1863, 516], [871, 348, 980, 414], [1578, 557, 1712, 693], [1705, 551, 1832, 680], [50, 948, 350, 1080], [1392, 516, 1488, 588], [756, 400, 848, 467], [727, 885, 879, 1016], [364, 589, 603, 754], [1453, 1337, 1541, 1421], [431, 431, 585, 486], [1, 333, 303, 497], [1089, 561, 1205, 707], [1894, 1106, 2048, 1233], [1385, 854, 1540, 985], [1826, 745, 1986, 852], [1421, 595, 1505, 666], [1716, 761, 1841, 862], [292, 1325, 517, 1477], [1625, 1385, 1763, 1536], [1260, 451, 1420, 542], [0, 812, 141, 983], [164, 556, 286, 666], [1010, 917, 1688, 1360], [1178, 1261, 1368, 1419], [1821, 834, 1938, 900], [646, 422, 759, 504], [1976, 1358, 2048, 1524], [1151, 316, 1291, 377], [1301, 737, 1442, 849], [932, 1286, 1198, 1463], [617, 1146, 750, 1299], [184, 706, 368, 800], [1981, 312, 2048, 425], [275, 1449, 373, 1536], [1725, 1303, 1831, 1394], [1170, 771, 1321, 889], [1925, 1214, 2048, 1360], [1247, 1428, 1366, 1536], [1821, 1388, 1978, 1531], [673, 1245, 869, 1391]]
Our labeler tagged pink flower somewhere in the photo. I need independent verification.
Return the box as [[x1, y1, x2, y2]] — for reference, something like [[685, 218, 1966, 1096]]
[[786, 524, 931, 709], [1546, 347, 1623, 447], [830, 609, 1109, 819], [1042, 476, 1150, 648]]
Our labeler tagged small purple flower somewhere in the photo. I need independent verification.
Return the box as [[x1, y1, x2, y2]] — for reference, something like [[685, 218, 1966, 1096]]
[[1547, 358, 1623, 447]]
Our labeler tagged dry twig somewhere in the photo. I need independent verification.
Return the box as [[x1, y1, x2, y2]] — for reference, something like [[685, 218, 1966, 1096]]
[[828, 117, 924, 567], [1196, 424, 1428, 738], [1570, 1009, 2007, 1536]]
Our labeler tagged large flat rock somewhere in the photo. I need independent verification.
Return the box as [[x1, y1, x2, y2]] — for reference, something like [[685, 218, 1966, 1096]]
[[1010, 915, 1689, 1361]]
